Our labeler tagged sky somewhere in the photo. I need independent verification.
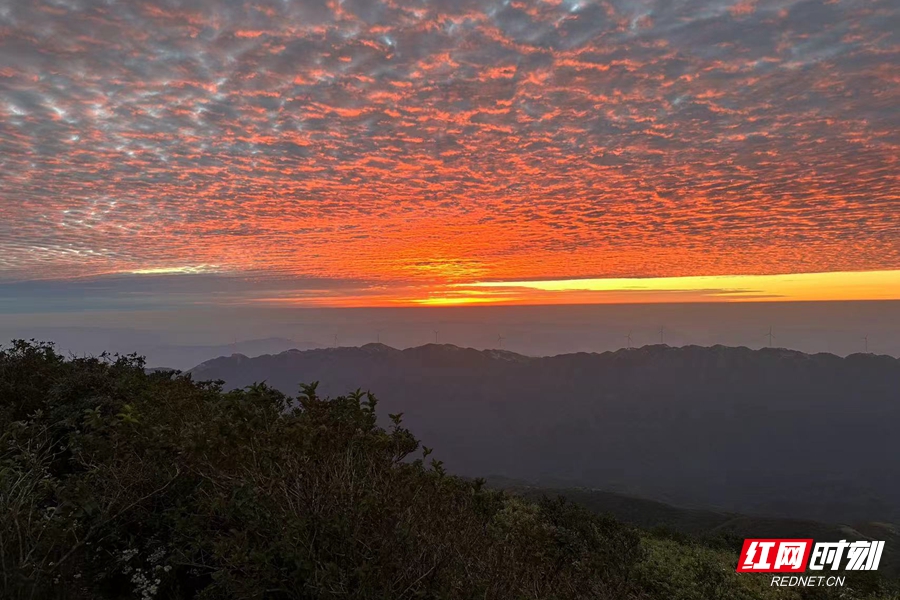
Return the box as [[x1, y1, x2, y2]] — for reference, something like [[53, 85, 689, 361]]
[[0, 0, 898, 309], [2, 303, 899, 366]]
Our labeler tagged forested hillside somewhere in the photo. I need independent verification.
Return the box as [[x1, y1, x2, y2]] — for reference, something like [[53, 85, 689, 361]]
[[1, 340, 897, 599]]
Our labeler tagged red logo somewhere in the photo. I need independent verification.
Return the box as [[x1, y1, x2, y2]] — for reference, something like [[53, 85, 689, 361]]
[[736, 539, 813, 572]]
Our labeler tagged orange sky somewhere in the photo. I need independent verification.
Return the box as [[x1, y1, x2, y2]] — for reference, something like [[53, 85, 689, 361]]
[[0, 0, 897, 308], [245, 270, 900, 307]]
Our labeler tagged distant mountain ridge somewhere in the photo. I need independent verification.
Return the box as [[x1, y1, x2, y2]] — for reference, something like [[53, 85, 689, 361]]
[[488, 477, 900, 576], [145, 337, 324, 370], [190, 343, 900, 524]]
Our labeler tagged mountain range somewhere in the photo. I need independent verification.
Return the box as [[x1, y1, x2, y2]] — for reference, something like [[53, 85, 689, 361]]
[[189, 343, 900, 524]]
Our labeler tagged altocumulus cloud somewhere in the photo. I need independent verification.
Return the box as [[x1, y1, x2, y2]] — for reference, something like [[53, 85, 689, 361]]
[[0, 0, 897, 297]]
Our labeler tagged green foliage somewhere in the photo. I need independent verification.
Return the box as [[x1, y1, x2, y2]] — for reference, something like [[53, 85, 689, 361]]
[[1, 340, 897, 600], [635, 537, 899, 600], [0, 340, 645, 599]]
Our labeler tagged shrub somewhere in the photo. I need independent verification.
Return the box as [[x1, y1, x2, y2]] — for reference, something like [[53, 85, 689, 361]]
[[0, 341, 644, 599]]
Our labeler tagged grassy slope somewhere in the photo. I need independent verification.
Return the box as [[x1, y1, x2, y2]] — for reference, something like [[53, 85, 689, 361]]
[[493, 479, 900, 585]]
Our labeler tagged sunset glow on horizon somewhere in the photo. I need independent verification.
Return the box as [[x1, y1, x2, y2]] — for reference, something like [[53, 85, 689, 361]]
[[452, 269, 900, 305], [1, 0, 897, 309], [246, 269, 900, 307]]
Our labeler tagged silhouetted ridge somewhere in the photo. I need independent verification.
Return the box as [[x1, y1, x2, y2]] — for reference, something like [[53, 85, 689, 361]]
[[191, 343, 900, 524]]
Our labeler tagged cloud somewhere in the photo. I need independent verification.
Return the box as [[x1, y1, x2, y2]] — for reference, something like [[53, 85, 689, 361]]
[[0, 271, 384, 312], [0, 0, 897, 298]]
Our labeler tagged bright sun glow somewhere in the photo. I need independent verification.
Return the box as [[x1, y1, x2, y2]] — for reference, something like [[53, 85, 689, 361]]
[[126, 265, 222, 275], [445, 270, 900, 305], [250, 270, 900, 307]]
